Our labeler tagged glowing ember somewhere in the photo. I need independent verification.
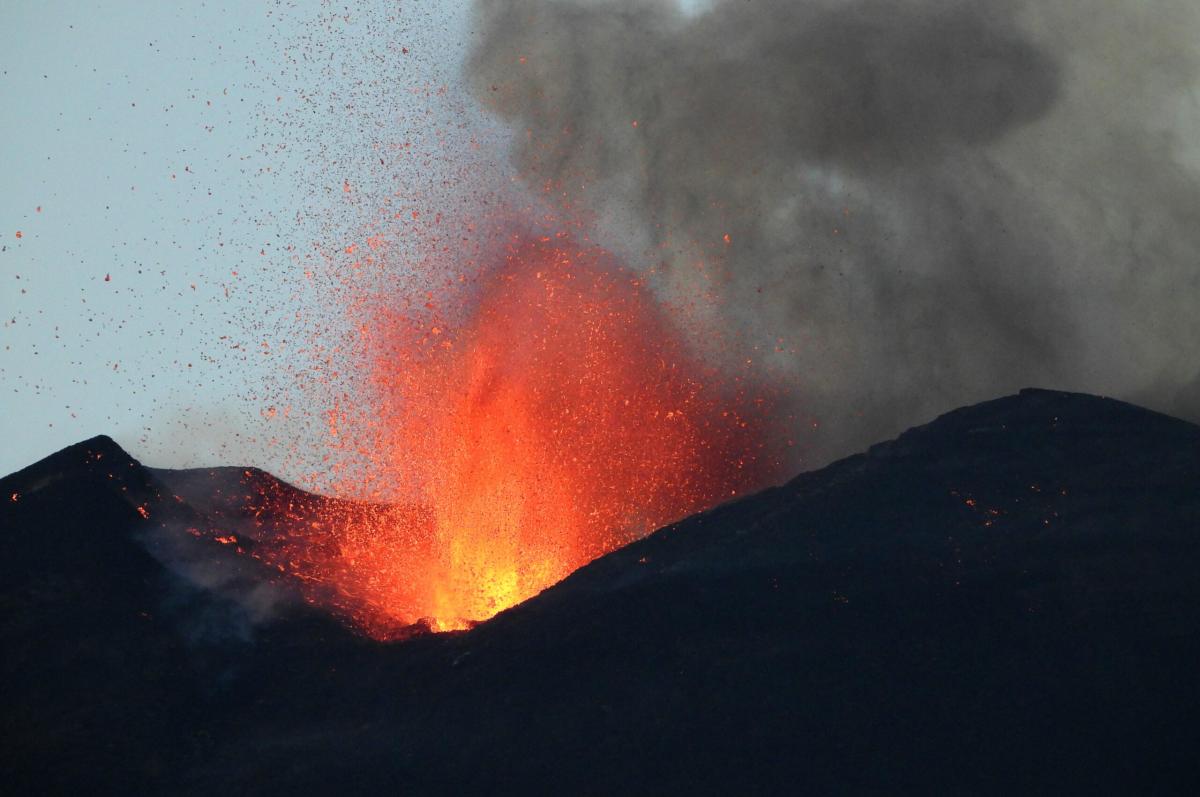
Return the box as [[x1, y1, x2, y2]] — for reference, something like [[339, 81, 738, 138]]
[[248, 236, 784, 637]]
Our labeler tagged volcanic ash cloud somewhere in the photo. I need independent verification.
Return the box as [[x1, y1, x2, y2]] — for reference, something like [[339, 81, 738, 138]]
[[465, 0, 1200, 467]]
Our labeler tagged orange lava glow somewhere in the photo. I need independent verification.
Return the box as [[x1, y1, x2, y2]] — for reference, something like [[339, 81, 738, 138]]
[[251, 236, 783, 637]]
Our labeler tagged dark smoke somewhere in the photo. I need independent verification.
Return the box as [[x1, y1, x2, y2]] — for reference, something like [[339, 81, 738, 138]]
[[466, 0, 1200, 467]]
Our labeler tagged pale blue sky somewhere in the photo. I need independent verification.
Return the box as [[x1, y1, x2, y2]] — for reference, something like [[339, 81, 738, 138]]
[[1, 1, 486, 477]]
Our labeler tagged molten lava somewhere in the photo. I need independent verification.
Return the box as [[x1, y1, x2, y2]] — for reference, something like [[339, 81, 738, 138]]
[[405, 238, 781, 627], [254, 237, 782, 637]]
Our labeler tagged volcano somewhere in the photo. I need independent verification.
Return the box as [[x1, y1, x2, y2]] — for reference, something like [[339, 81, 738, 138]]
[[2, 389, 1199, 794]]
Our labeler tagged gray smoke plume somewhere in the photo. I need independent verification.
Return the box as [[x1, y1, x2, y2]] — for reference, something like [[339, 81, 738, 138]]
[[466, 0, 1200, 467]]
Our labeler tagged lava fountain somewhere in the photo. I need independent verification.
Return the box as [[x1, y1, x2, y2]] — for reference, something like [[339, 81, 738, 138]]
[[267, 235, 784, 636]]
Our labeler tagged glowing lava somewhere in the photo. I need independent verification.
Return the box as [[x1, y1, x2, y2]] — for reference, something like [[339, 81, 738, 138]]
[[405, 238, 780, 627], [260, 236, 783, 636]]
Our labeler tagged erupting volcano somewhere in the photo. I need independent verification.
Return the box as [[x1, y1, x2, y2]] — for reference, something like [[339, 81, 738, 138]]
[[243, 235, 784, 635]]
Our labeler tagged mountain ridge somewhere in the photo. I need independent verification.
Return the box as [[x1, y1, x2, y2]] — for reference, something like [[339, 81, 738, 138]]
[[3, 388, 1199, 794]]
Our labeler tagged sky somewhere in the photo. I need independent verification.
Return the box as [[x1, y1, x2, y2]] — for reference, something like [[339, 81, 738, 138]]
[[1, 1, 486, 477], [5, 0, 1199, 482]]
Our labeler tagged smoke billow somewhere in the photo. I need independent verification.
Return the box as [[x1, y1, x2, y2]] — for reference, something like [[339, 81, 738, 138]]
[[465, 0, 1200, 466], [136, 519, 294, 644]]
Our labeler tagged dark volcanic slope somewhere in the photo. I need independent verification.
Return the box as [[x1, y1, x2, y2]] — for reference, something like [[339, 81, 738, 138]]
[[3, 389, 1199, 795], [0, 436, 376, 794]]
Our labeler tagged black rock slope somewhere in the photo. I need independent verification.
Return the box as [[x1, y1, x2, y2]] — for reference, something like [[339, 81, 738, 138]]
[[2, 389, 1198, 795]]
